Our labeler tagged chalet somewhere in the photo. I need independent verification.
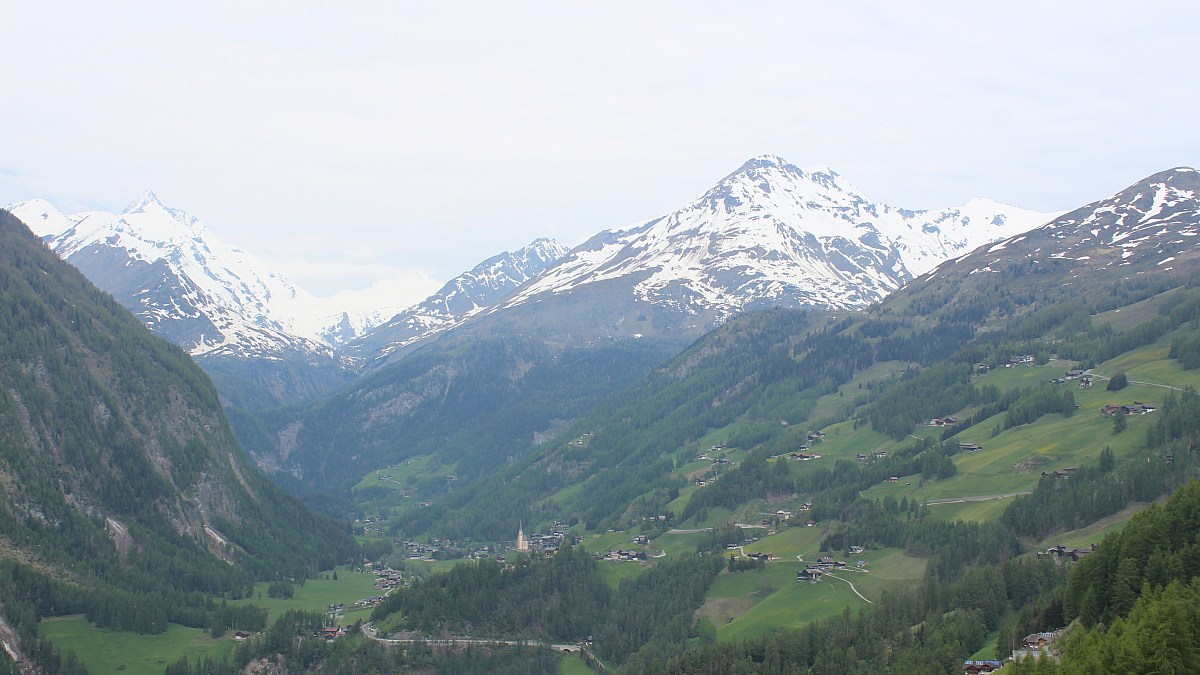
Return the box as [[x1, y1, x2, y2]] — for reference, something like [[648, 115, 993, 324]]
[[234, 631, 252, 640], [1079, 376, 1093, 388], [963, 660, 1004, 674], [958, 442, 983, 452], [1065, 369, 1085, 379], [797, 568, 823, 582], [634, 535, 649, 545], [875, 451, 889, 459], [886, 476, 900, 483], [1005, 354, 1035, 367], [790, 452, 820, 461], [1022, 629, 1064, 650], [816, 556, 846, 568], [848, 545, 865, 555], [1102, 403, 1155, 416], [855, 453, 868, 463], [805, 430, 826, 442], [806, 519, 816, 527], [1045, 544, 1096, 561]]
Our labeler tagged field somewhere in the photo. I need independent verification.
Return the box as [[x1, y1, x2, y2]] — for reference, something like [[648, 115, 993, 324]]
[[234, 568, 382, 625], [351, 454, 460, 494], [41, 567, 385, 674], [40, 617, 235, 675]]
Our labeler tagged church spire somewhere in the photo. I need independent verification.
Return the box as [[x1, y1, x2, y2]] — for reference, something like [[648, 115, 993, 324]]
[[516, 522, 529, 552]]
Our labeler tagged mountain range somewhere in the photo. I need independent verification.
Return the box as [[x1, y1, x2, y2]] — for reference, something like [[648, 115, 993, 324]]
[[408, 165, 1200, 541], [6, 155, 1060, 494], [6, 192, 442, 358]]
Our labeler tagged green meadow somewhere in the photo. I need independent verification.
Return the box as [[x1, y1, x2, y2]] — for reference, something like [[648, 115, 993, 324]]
[[233, 568, 381, 625], [39, 618, 235, 675]]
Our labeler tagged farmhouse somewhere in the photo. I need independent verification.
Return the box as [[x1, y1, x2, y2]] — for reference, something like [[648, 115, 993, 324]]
[[796, 568, 823, 582]]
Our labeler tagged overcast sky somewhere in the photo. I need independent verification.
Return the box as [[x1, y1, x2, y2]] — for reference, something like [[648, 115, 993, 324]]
[[3, 2, 1197, 295]]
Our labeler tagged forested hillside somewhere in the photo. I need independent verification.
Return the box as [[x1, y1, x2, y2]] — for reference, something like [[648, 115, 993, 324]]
[[0, 211, 355, 671]]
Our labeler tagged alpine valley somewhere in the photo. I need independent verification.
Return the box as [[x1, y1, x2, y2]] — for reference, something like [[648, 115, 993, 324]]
[[4, 161, 1200, 674]]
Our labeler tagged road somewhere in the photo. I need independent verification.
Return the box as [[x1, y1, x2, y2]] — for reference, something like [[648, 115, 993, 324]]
[[925, 491, 1031, 505], [362, 622, 580, 653], [823, 573, 873, 604]]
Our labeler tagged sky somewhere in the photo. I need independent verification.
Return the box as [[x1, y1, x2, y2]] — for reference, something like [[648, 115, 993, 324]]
[[2, 2, 1198, 296]]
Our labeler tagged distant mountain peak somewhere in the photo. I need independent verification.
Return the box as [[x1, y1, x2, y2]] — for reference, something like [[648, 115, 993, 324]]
[[500, 156, 1056, 329], [123, 189, 163, 213]]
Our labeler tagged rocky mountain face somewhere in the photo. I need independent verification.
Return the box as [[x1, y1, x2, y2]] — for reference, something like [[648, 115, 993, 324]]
[[5, 192, 442, 409], [902, 167, 1200, 309], [0, 210, 352, 663]]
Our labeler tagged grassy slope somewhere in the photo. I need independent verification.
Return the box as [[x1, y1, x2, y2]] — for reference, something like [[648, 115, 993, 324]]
[[41, 568, 381, 674], [39, 618, 236, 675], [681, 321, 1200, 642]]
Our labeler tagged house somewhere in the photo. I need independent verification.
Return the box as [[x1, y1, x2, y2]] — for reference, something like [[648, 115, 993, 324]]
[[958, 442, 982, 452], [855, 453, 868, 463], [1022, 629, 1064, 649], [963, 660, 1004, 674], [1065, 369, 1085, 379], [234, 631, 252, 640], [875, 451, 889, 459], [797, 568, 823, 582], [805, 519, 816, 527], [634, 535, 648, 545], [848, 545, 865, 555]]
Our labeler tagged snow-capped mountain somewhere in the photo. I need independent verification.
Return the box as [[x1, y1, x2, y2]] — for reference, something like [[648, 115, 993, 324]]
[[499, 156, 1055, 323], [5, 192, 440, 358], [349, 237, 570, 362], [927, 167, 1200, 282]]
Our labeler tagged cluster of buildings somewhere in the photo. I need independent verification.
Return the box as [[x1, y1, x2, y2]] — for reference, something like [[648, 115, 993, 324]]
[[1037, 544, 1096, 562], [595, 548, 648, 562], [1100, 402, 1157, 416], [371, 566, 405, 591], [514, 522, 570, 553], [796, 556, 848, 582], [961, 659, 1004, 673]]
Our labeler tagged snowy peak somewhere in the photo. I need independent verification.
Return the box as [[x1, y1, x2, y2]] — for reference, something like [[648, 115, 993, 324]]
[[349, 237, 570, 361], [5, 193, 439, 359], [955, 166, 1200, 275], [3, 198, 74, 237], [502, 156, 1054, 322]]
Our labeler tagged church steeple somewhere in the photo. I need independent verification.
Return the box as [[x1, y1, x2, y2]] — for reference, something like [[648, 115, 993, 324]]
[[516, 522, 529, 552]]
